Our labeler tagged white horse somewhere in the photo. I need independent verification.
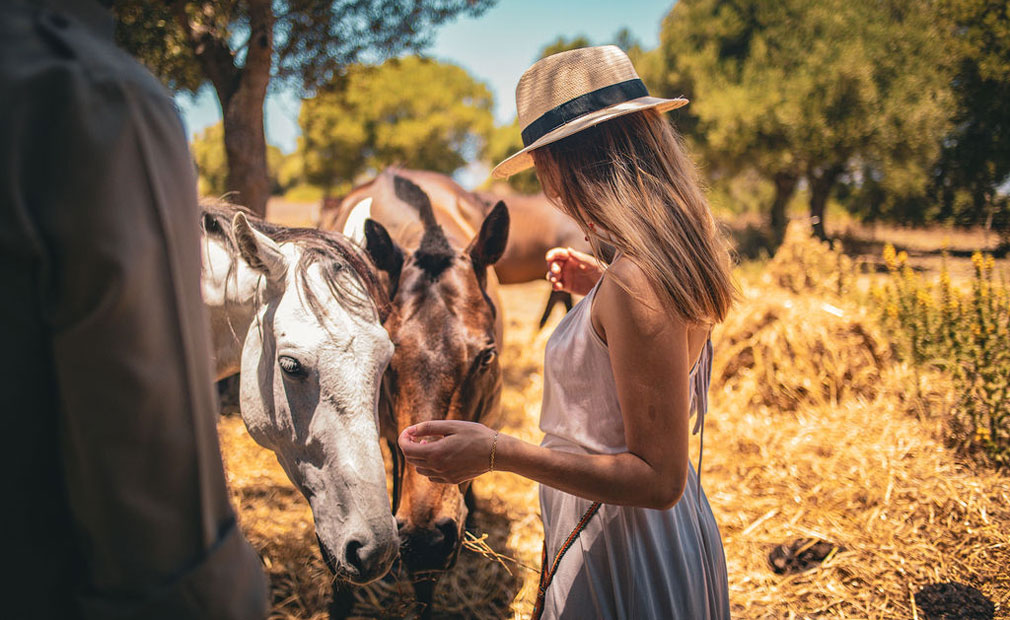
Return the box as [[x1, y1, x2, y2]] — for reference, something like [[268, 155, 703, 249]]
[[199, 203, 397, 600]]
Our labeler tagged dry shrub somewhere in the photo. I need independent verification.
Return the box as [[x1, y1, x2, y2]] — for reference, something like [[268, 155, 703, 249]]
[[763, 221, 862, 298]]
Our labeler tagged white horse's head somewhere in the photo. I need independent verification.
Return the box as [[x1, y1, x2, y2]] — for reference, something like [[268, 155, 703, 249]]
[[201, 206, 396, 585]]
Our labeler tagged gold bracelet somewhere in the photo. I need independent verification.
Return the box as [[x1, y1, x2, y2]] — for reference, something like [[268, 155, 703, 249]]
[[489, 431, 500, 472]]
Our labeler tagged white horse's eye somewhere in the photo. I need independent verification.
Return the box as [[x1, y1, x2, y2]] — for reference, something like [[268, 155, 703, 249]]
[[278, 355, 306, 377]]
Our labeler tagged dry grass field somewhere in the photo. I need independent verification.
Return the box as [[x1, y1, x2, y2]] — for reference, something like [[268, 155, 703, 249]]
[[218, 201, 1010, 618]]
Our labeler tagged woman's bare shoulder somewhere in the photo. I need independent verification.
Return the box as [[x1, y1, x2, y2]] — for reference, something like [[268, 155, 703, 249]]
[[595, 254, 684, 338]]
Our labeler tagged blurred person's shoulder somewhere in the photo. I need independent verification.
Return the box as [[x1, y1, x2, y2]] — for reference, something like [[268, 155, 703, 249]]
[[1, 1, 177, 115]]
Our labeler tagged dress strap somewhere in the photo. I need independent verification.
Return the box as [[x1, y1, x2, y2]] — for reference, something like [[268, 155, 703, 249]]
[[690, 338, 714, 435], [690, 338, 714, 498]]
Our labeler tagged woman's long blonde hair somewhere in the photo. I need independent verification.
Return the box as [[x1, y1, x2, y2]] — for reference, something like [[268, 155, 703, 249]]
[[531, 109, 737, 325]]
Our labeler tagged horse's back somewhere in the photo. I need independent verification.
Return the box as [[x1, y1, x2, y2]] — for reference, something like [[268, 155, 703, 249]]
[[476, 191, 588, 284]]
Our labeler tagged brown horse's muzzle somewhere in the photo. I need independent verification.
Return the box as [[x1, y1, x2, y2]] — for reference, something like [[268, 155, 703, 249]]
[[397, 516, 461, 573], [395, 467, 468, 573]]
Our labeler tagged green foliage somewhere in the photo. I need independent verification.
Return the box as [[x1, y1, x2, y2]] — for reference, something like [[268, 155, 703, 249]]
[[191, 123, 228, 197], [113, 2, 204, 93], [653, 0, 955, 233], [114, 1, 495, 215], [932, 0, 1010, 229], [874, 247, 1010, 467], [539, 35, 591, 59], [706, 169, 774, 217], [191, 122, 284, 196], [296, 56, 493, 191], [483, 119, 540, 194], [114, 1, 496, 94]]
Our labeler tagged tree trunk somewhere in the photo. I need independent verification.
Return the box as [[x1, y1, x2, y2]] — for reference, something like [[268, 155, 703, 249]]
[[222, 0, 273, 217], [222, 89, 270, 216], [172, 0, 274, 217], [770, 172, 798, 248], [809, 165, 843, 241]]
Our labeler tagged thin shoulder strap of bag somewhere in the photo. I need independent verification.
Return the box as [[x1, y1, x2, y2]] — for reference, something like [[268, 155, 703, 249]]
[[532, 500, 602, 620]]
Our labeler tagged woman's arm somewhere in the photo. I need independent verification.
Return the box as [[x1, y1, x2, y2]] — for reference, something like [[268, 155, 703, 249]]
[[400, 258, 694, 510]]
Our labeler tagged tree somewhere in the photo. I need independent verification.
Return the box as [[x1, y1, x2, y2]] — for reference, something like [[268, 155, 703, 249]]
[[297, 56, 494, 194], [539, 34, 591, 58], [484, 119, 540, 194], [113, 0, 495, 216], [653, 0, 954, 241], [932, 0, 1010, 233]]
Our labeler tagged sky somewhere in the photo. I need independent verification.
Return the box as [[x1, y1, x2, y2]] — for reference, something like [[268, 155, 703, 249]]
[[175, 1, 674, 155]]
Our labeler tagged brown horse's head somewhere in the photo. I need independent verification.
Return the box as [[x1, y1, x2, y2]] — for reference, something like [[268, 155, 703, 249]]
[[363, 176, 508, 575]]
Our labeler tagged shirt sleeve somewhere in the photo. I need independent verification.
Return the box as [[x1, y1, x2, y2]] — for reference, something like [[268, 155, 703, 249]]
[[10, 11, 268, 619]]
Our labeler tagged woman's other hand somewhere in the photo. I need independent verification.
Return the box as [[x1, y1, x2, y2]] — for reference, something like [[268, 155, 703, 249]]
[[399, 420, 500, 484], [545, 247, 604, 296]]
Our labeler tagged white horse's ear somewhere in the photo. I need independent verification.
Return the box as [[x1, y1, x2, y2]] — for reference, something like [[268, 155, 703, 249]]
[[232, 212, 286, 283]]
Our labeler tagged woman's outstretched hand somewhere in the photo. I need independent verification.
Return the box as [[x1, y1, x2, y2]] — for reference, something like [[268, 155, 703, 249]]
[[399, 420, 501, 484], [545, 247, 604, 297]]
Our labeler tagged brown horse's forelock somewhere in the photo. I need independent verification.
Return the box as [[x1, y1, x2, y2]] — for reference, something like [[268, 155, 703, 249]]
[[390, 173, 455, 280], [199, 201, 390, 323]]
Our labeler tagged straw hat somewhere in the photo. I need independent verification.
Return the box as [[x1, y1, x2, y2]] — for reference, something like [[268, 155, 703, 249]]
[[491, 45, 688, 179]]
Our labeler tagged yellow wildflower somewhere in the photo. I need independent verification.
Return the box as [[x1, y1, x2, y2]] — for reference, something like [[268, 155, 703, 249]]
[[971, 251, 984, 272], [883, 243, 897, 271]]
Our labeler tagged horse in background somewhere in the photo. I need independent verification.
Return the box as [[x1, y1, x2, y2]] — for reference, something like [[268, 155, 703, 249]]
[[320, 168, 603, 329], [200, 203, 396, 618], [322, 171, 509, 619], [473, 188, 607, 327]]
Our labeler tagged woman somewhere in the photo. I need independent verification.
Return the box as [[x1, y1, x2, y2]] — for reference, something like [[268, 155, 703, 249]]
[[399, 45, 735, 619]]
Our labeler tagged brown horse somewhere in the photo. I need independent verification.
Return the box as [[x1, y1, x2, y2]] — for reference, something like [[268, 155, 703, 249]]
[[320, 169, 597, 328], [322, 169, 508, 617]]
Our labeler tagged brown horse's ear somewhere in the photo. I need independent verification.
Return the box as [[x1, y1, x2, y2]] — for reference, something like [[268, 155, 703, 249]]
[[467, 201, 509, 278], [364, 218, 404, 294]]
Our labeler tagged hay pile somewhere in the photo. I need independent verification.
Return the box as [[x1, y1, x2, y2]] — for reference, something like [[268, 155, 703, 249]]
[[708, 289, 1009, 618], [218, 225, 1009, 618], [713, 294, 888, 412]]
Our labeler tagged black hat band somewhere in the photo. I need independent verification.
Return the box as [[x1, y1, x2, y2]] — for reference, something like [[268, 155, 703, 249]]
[[520, 78, 649, 147]]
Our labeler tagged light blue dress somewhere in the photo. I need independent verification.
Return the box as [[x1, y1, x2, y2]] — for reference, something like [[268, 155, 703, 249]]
[[538, 271, 731, 619]]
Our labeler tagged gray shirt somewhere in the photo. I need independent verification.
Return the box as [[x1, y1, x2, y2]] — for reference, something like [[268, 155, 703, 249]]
[[0, 1, 268, 617]]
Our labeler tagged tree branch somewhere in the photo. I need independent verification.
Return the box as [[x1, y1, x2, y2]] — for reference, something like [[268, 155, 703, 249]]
[[169, 0, 239, 102], [241, 0, 275, 97]]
